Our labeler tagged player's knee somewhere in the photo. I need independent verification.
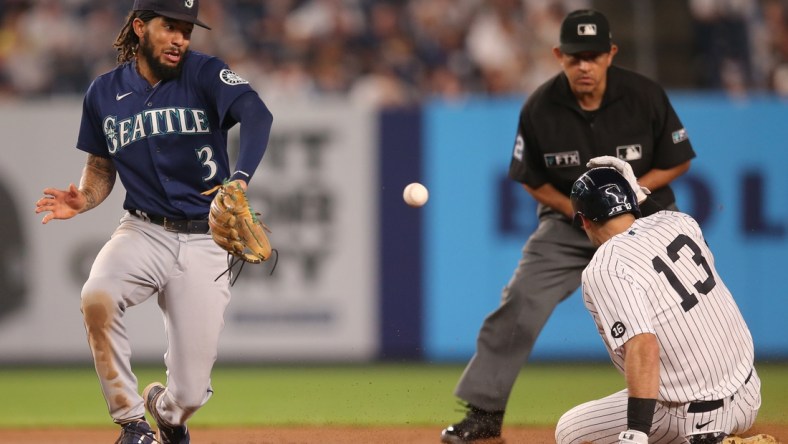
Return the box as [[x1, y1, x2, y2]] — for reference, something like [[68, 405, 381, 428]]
[[81, 275, 123, 304], [554, 411, 568, 443], [554, 410, 581, 444], [80, 279, 123, 321], [80, 290, 120, 336]]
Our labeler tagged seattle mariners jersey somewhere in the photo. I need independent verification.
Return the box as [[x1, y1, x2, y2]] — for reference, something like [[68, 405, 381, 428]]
[[508, 65, 695, 210], [582, 211, 754, 403], [76, 51, 255, 219]]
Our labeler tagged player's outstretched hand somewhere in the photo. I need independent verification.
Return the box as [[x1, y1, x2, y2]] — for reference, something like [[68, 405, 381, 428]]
[[618, 430, 649, 444], [35, 183, 86, 224], [587, 156, 650, 203]]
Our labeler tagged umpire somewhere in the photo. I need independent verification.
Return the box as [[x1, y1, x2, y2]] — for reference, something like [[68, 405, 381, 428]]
[[441, 9, 696, 444]]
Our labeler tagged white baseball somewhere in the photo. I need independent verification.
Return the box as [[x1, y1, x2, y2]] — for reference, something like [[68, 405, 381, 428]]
[[403, 182, 429, 207]]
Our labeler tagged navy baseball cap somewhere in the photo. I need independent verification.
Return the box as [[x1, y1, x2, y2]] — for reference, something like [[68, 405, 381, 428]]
[[559, 9, 611, 54], [133, 0, 211, 30]]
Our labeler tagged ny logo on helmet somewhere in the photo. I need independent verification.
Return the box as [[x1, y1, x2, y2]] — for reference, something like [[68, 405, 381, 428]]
[[602, 184, 632, 215], [185, 0, 194, 8]]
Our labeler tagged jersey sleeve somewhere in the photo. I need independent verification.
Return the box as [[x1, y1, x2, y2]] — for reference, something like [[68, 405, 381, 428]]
[[76, 80, 110, 157], [227, 91, 273, 183], [197, 57, 256, 130], [651, 88, 696, 169], [507, 100, 548, 187], [583, 251, 656, 354]]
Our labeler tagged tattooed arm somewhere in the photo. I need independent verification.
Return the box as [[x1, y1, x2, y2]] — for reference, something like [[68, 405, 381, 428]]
[[78, 154, 117, 213], [35, 154, 117, 224]]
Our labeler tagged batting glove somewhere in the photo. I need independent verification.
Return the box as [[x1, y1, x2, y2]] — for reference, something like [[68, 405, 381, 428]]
[[587, 156, 650, 203], [618, 430, 649, 444]]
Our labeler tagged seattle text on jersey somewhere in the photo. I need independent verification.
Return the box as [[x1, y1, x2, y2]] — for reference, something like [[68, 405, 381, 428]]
[[103, 107, 211, 154]]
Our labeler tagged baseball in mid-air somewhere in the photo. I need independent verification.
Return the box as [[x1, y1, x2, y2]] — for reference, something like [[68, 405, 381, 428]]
[[403, 182, 429, 207]]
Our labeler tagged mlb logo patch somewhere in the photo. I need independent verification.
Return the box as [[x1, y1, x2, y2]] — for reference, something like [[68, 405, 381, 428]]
[[672, 128, 688, 144], [544, 151, 580, 168], [616, 144, 642, 161], [577, 24, 597, 36]]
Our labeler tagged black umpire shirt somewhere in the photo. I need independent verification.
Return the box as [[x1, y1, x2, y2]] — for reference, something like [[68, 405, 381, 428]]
[[508, 65, 696, 218]]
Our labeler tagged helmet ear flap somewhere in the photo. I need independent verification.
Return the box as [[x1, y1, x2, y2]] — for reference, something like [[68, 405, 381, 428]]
[[572, 212, 583, 228]]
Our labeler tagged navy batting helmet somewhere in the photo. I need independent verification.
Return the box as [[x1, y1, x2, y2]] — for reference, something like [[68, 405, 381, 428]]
[[571, 167, 641, 226]]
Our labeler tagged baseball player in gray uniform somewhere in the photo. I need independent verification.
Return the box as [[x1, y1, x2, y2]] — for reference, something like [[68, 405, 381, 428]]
[[556, 166, 765, 444], [35, 1, 273, 443]]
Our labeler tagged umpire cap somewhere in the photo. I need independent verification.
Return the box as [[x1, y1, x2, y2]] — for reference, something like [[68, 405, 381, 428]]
[[571, 167, 640, 226], [133, 0, 211, 29], [559, 9, 612, 54]]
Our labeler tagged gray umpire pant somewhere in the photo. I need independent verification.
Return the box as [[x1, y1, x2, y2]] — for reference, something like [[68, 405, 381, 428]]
[[453, 214, 595, 412]]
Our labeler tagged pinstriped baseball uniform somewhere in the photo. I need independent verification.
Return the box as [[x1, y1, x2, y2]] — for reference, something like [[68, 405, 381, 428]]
[[556, 211, 761, 444]]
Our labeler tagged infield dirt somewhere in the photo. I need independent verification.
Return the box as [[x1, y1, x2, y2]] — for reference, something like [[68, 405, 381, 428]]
[[0, 424, 784, 444]]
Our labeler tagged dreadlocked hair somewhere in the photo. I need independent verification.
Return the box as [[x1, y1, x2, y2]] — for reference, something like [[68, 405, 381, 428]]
[[113, 10, 158, 64]]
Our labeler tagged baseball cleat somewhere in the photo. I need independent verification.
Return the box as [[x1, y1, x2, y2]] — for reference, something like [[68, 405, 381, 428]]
[[115, 418, 157, 444], [441, 403, 505, 444], [723, 435, 780, 444], [143, 382, 190, 444]]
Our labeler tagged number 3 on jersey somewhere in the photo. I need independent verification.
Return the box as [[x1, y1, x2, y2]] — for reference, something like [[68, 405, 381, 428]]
[[196, 145, 218, 181], [652, 234, 717, 312]]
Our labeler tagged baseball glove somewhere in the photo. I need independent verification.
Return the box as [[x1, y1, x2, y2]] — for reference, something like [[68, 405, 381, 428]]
[[722, 435, 779, 444], [202, 181, 272, 264]]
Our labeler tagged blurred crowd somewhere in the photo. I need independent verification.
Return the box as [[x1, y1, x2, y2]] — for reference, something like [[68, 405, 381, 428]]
[[688, 0, 788, 96], [2, 0, 788, 105]]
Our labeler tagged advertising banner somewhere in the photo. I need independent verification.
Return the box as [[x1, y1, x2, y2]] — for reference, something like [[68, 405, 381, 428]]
[[423, 96, 788, 361]]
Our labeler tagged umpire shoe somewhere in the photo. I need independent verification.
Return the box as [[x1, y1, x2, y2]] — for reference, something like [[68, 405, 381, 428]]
[[115, 418, 157, 444], [143, 382, 191, 444], [441, 403, 505, 444]]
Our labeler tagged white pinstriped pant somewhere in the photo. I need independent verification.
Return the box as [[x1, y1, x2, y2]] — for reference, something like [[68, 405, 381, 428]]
[[555, 369, 761, 444]]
